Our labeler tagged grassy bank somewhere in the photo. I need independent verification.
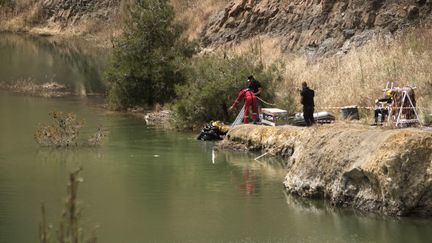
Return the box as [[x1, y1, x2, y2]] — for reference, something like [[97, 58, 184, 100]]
[[283, 28, 432, 119], [223, 28, 432, 121]]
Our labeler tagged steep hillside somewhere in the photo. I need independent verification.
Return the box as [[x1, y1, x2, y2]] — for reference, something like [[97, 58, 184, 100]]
[[3, 0, 432, 113], [4, 0, 432, 55], [202, 0, 432, 56]]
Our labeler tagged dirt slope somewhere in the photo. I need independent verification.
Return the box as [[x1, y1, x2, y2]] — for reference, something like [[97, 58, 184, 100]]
[[202, 0, 432, 56], [220, 124, 432, 216]]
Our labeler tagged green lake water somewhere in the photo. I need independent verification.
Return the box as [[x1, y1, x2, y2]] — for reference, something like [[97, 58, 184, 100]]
[[0, 34, 431, 243]]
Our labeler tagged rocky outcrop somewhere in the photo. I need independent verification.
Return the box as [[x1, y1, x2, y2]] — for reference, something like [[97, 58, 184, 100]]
[[41, 0, 118, 26], [202, 0, 432, 56], [0, 0, 120, 39], [144, 110, 172, 127], [220, 124, 432, 216], [124, 107, 173, 128]]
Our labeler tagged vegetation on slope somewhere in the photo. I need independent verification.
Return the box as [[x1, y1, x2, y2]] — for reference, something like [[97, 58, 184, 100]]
[[105, 0, 283, 128], [273, 28, 432, 119], [173, 51, 278, 129], [3, 0, 431, 126]]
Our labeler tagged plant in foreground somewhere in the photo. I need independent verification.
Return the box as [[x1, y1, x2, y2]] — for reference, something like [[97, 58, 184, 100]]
[[39, 168, 98, 243]]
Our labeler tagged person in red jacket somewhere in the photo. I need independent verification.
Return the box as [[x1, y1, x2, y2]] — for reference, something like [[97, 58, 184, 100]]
[[228, 89, 258, 124]]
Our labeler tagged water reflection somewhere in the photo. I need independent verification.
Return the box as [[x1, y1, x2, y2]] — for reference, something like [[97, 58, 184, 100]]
[[240, 168, 258, 196], [218, 147, 432, 243], [0, 33, 107, 94], [214, 148, 286, 181], [35, 147, 105, 169], [1, 92, 432, 242]]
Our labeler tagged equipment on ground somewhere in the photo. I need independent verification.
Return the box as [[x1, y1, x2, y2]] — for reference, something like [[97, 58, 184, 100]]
[[289, 111, 335, 126], [197, 121, 230, 141], [230, 105, 245, 129], [341, 106, 359, 120], [261, 108, 289, 126], [383, 82, 421, 128]]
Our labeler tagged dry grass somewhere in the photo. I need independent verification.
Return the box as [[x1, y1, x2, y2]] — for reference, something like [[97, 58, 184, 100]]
[[281, 29, 432, 114], [171, 0, 229, 40], [34, 111, 106, 147], [222, 29, 432, 119]]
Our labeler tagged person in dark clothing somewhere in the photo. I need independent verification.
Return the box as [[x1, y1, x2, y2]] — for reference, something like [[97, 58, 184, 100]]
[[300, 82, 315, 126], [372, 97, 391, 125], [247, 75, 262, 120], [247, 75, 262, 97]]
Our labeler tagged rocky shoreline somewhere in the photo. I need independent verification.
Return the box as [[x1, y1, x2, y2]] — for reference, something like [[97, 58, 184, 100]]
[[125, 107, 173, 128], [220, 124, 432, 217], [0, 80, 72, 97]]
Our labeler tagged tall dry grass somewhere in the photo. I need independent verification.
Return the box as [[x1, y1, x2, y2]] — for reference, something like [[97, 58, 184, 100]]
[[170, 0, 229, 40], [281, 29, 432, 115], [226, 29, 432, 118], [1, 0, 48, 31]]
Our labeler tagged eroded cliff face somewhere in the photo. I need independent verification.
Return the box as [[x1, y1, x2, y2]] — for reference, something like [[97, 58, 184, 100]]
[[5, 0, 432, 53], [1, 0, 120, 41], [202, 0, 432, 56], [41, 0, 119, 26], [220, 124, 432, 216]]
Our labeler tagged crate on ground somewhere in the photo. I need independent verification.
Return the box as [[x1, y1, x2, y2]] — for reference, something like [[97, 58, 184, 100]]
[[341, 105, 359, 120], [261, 108, 288, 126]]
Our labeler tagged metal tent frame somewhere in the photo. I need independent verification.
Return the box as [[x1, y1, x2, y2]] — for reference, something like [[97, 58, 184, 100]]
[[384, 82, 421, 128]]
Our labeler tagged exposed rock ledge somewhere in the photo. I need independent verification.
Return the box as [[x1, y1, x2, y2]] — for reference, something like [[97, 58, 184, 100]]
[[219, 124, 432, 217]]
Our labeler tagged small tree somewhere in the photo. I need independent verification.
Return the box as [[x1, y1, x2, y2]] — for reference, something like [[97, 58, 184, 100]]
[[106, 0, 197, 110]]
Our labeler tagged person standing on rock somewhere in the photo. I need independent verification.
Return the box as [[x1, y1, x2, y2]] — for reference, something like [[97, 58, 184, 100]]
[[300, 82, 315, 126]]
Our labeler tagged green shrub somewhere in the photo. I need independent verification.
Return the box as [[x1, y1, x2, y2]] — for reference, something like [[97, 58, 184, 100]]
[[173, 52, 278, 129], [105, 0, 197, 110]]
